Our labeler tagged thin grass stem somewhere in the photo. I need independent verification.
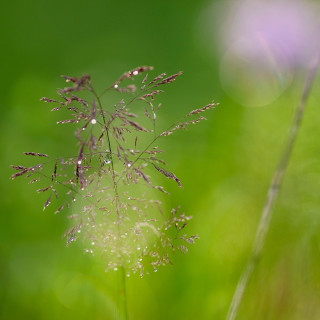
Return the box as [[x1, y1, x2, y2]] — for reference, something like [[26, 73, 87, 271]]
[[226, 56, 319, 320], [120, 265, 129, 320], [92, 87, 129, 320]]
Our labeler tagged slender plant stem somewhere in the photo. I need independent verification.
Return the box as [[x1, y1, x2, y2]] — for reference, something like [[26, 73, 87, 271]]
[[226, 56, 319, 320], [91, 89, 117, 190], [92, 87, 129, 320], [120, 265, 129, 320]]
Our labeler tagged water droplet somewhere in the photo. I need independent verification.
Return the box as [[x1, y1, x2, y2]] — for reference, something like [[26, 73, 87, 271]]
[[114, 84, 118, 89]]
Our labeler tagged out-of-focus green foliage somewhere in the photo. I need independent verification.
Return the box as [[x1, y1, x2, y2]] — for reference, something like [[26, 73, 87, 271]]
[[1, 0, 320, 319]]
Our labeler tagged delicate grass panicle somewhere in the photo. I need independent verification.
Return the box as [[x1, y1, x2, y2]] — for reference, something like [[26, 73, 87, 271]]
[[11, 66, 217, 276]]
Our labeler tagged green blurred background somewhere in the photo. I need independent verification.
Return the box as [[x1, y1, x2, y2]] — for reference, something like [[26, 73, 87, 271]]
[[1, 0, 320, 319]]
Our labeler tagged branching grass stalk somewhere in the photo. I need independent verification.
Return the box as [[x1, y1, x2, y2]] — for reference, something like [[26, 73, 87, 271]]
[[11, 67, 216, 319], [226, 56, 319, 320]]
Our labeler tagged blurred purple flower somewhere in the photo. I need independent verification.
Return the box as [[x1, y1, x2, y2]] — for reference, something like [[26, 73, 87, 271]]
[[223, 0, 320, 67], [198, 0, 320, 105]]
